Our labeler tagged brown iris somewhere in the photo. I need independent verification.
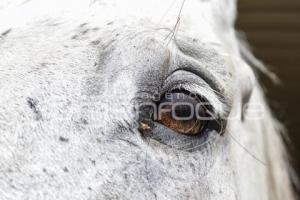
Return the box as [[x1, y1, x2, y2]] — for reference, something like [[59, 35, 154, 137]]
[[154, 92, 206, 135]]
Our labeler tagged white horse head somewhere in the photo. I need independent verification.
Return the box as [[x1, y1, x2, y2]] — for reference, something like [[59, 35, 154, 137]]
[[0, 0, 295, 199]]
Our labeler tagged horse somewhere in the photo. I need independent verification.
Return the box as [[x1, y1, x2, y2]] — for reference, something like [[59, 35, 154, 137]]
[[0, 0, 296, 199]]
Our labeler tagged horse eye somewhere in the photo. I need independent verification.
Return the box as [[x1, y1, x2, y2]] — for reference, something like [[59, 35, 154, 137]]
[[154, 92, 207, 135]]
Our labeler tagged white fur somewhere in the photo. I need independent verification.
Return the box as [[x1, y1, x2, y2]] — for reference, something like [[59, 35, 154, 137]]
[[0, 0, 295, 199]]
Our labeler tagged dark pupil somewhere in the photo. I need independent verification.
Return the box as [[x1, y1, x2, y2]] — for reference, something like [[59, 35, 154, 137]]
[[174, 105, 192, 118], [163, 92, 198, 119]]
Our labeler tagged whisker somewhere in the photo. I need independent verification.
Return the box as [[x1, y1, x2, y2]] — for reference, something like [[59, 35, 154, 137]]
[[229, 133, 267, 166], [164, 0, 186, 46]]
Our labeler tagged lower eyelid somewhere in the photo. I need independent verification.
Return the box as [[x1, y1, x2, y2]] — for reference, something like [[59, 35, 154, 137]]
[[144, 122, 220, 152]]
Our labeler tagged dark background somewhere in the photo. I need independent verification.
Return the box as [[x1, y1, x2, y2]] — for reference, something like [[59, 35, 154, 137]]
[[237, 0, 300, 185]]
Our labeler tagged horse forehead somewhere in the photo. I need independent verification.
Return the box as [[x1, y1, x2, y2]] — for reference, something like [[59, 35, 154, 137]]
[[0, 0, 235, 35], [0, 0, 243, 100]]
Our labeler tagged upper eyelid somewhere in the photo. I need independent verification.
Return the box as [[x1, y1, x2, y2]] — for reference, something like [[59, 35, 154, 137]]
[[167, 83, 226, 116], [168, 37, 234, 106], [172, 66, 223, 98], [161, 70, 229, 118]]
